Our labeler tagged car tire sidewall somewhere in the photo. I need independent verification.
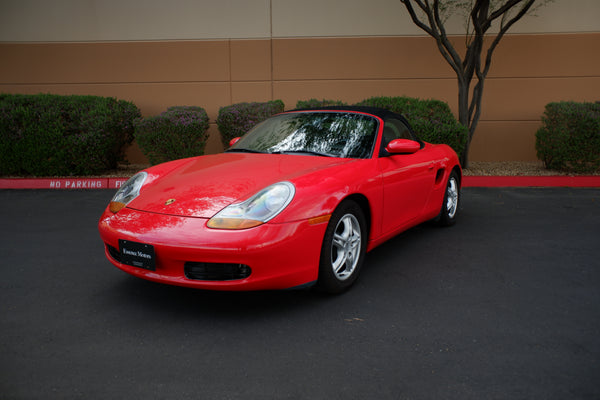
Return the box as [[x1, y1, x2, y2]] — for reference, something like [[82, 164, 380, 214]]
[[316, 200, 367, 294]]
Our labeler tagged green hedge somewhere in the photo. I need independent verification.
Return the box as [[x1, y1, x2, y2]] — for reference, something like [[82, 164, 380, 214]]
[[135, 106, 210, 165], [295, 99, 348, 109], [216, 100, 285, 147], [0, 93, 140, 176], [356, 96, 468, 157], [536, 101, 600, 173]]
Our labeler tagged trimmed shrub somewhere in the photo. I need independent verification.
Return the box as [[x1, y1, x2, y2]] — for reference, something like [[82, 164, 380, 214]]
[[0, 93, 140, 176], [295, 99, 348, 109], [536, 101, 600, 173], [134, 106, 210, 165], [216, 100, 285, 147], [355, 96, 468, 157]]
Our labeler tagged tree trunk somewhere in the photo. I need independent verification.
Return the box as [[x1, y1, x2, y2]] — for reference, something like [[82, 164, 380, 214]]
[[400, 0, 542, 170], [457, 79, 471, 168]]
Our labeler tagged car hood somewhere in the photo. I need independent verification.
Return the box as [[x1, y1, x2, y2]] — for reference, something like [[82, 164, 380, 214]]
[[128, 153, 356, 218]]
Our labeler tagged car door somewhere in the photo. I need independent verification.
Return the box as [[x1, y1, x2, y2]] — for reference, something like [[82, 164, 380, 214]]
[[377, 118, 436, 235]]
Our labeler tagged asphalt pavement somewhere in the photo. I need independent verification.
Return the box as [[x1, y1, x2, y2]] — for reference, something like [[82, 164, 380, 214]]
[[1, 188, 599, 399]]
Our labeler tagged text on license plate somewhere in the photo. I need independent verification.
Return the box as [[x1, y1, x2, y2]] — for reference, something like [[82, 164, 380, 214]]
[[119, 240, 156, 271]]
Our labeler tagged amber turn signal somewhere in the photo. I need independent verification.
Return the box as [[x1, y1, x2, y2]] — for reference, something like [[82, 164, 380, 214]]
[[109, 201, 126, 213], [308, 214, 331, 225], [206, 218, 264, 230]]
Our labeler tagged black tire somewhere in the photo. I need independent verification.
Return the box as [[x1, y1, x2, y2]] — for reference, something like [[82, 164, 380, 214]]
[[315, 200, 367, 294], [438, 170, 460, 227]]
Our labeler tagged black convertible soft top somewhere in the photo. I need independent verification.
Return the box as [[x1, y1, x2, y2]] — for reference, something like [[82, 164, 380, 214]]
[[287, 105, 410, 125]]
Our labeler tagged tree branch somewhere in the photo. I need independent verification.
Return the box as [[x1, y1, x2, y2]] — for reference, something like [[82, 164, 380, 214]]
[[401, 0, 465, 81], [400, 0, 437, 37], [432, 0, 466, 77], [399, 0, 547, 165], [469, 0, 536, 130], [483, 0, 536, 77]]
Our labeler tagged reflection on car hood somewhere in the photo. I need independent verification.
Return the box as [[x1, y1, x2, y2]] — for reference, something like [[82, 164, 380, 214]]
[[127, 153, 355, 218]]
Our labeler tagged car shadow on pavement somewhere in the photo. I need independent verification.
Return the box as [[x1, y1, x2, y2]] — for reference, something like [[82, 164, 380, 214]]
[[98, 219, 445, 324], [104, 274, 333, 317]]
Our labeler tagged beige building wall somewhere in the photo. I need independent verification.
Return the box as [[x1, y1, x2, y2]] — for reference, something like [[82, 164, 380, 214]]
[[1, 0, 599, 163]]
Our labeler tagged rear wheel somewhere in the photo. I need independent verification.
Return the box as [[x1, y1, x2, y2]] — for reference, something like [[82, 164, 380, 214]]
[[438, 170, 460, 226], [315, 200, 367, 294]]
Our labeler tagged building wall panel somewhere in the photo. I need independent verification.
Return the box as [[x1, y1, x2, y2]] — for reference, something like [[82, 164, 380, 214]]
[[469, 121, 541, 162], [0, 41, 231, 84], [1, 0, 599, 42], [272, 37, 455, 81], [489, 33, 600, 78], [230, 40, 272, 81], [481, 76, 600, 121], [273, 79, 458, 111], [231, 82, 273, 104], [1, 33, 599, 163]]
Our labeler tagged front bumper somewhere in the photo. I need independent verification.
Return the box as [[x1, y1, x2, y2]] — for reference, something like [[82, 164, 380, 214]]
[[98, 207, 328, 290]]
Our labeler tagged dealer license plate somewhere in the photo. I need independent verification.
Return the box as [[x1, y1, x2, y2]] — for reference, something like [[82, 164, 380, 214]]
[[119, 240, 156, 271]]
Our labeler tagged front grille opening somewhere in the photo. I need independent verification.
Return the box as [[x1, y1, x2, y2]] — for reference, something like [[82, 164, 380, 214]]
[[106, 244, 122, 263], [184, 262, 251, 281]]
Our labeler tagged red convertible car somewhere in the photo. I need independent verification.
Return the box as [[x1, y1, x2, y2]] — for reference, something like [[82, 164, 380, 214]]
[[98, 107, 461, 293]]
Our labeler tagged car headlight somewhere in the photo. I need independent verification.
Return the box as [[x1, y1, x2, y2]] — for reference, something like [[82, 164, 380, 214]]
[[207, 181, 295, 229], [109, 172, 148, 213]]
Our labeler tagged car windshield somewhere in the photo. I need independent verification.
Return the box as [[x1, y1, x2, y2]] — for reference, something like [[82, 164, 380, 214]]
[[228, 112, 378, 159]]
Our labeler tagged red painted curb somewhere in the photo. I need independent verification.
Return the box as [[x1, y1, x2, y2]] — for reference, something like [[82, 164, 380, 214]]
[[1, 176, 599, 189], [0, 177, 129, 189], [462, 176, 600, 188]]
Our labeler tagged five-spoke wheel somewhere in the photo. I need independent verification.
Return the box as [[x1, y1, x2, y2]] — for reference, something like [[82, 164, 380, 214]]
[[439, 170, 460, 226], [331, 213, 362, 281], [316, 200, 367, 293]]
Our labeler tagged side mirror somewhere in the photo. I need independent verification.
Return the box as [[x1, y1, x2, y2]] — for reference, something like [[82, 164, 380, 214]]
[[229, 137, 241, 147], [385, 139, 420, 154]]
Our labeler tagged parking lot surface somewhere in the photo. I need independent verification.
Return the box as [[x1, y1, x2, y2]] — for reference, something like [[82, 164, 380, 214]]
[[1, 188, 599, 399]]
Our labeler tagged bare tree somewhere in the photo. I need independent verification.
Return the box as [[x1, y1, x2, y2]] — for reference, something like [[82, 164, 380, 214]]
[[400, 0, 551, 166]]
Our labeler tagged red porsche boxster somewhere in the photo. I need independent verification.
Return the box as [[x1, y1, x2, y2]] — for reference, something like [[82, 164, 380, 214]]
[[98, 107, 461, 293]]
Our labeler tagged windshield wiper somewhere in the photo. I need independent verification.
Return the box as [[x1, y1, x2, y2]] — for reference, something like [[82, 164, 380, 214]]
[[271, 150, 335, 157]]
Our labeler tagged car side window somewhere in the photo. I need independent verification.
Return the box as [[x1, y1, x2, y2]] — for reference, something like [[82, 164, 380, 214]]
[[380, 119, 415, 156]]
